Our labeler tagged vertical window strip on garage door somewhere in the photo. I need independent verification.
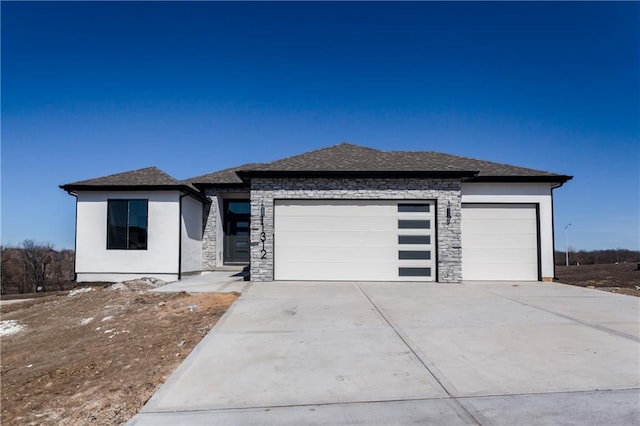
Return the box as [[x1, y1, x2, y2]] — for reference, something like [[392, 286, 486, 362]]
[[397, 202, 434, 279]]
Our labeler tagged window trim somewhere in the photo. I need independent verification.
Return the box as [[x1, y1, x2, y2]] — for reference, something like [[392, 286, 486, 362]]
[[107, 199, 149, 250]]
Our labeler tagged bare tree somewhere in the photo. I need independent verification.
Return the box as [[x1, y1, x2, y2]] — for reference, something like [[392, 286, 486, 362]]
[[1, 246, 26, 294], [555, 249, 640, 265], [47, 249, 75, 291], [20, 240, 55, 293], [2, 246, 16, 294], [1, 246, 8, 295], [2, 243, 75, 294]]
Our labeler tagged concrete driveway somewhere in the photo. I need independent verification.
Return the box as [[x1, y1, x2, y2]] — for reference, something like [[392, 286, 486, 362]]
[[130, 281, 640, 425]]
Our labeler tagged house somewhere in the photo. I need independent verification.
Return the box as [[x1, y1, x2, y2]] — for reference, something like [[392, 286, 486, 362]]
[[60, 143, 571, 283]]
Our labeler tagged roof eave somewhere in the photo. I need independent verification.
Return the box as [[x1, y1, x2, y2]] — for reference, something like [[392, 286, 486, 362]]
[[467, 175, 573, 183], [58, 184, 210, 203], [192, 182, 250, 190]]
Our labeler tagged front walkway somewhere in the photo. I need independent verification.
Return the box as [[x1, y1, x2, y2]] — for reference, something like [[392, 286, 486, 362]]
[[130, 281, 640, 425], [153, 268, 251, 294]]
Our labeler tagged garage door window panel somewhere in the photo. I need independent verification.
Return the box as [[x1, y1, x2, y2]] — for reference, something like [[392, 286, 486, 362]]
[[398, 220, 430, 229], [398, 204, 431, 213], [399, 251, 431, 260], [398, 235, 431, 245], [399, 267, 431, 277]]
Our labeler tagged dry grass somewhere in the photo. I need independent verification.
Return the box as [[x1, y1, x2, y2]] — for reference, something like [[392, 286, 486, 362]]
[[1, 286, 238, 425], [556, 263, 640, 297]]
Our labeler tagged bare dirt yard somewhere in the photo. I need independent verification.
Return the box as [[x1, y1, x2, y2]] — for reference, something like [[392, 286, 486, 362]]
[[1, 280, 238, 425], [556, 262, 640, 297]]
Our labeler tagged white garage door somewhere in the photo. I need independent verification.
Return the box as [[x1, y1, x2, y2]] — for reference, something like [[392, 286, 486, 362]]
[[462, 204, 539, 281], [274, 200, 435, 281]]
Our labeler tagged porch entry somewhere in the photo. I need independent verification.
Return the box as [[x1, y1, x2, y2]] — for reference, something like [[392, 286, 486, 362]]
[[223, 200, 250, 264]]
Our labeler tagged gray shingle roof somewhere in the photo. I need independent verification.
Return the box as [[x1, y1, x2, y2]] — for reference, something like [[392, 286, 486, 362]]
[[60, 167, 210, 202], [235, 143, 570, 181], [183, 163, 263, 186], [62, 167, 179, 187], [61, 143, 571, 191]]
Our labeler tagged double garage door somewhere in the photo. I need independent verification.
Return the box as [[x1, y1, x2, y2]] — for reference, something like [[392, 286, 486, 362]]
[[274, 200, 435, 281], [273, 200, 539, 282]]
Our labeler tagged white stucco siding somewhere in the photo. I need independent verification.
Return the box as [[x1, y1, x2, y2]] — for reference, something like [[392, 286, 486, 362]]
[[75, 191, 181, 281], [461, 183, 555, 280], [77, 272, 179, 282], [180, 195, 203, 273]]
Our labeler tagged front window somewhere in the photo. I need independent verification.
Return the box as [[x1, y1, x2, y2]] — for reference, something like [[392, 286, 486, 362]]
[[107, 199, 148, 250]]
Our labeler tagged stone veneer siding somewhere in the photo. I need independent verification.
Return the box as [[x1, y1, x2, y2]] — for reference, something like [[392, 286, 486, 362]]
[[202, 187, 249, 270], [250, 178, 462, 282]]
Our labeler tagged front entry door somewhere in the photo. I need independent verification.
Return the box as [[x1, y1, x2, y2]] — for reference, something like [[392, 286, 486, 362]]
[[223, 200, 251, 264]]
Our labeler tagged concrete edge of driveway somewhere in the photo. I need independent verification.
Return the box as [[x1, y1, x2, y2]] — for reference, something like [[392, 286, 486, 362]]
[[134, 291, 248, 416], [129, 388, 640, 426]]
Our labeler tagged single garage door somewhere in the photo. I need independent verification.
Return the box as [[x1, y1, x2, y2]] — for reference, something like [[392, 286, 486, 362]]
[[461, 204, 539, 281], [274, 200, 435, 281]]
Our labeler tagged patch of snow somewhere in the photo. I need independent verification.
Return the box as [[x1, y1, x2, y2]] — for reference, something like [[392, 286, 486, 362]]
[[108, 329, 131, 339], [109, 277, 167, 292], [136, 277, 166, 287], [101, 316, 113, 322], [0, 320, 24, 336], [108, 283, 129, 291], [68, 287, 93, 297], [103, 329, 115, 334], [80, 317, 94, 325]]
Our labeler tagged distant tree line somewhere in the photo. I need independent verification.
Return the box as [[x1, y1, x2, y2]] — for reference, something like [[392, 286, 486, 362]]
[[555, 249, 640, 266], [1, 240, 75, 295]]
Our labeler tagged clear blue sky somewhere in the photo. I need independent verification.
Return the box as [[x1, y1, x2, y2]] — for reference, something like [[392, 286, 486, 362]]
[[2, 2, 638, 251]]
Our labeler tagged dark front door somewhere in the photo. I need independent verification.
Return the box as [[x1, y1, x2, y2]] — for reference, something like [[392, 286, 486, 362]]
[[223, 200, 250, 264]]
